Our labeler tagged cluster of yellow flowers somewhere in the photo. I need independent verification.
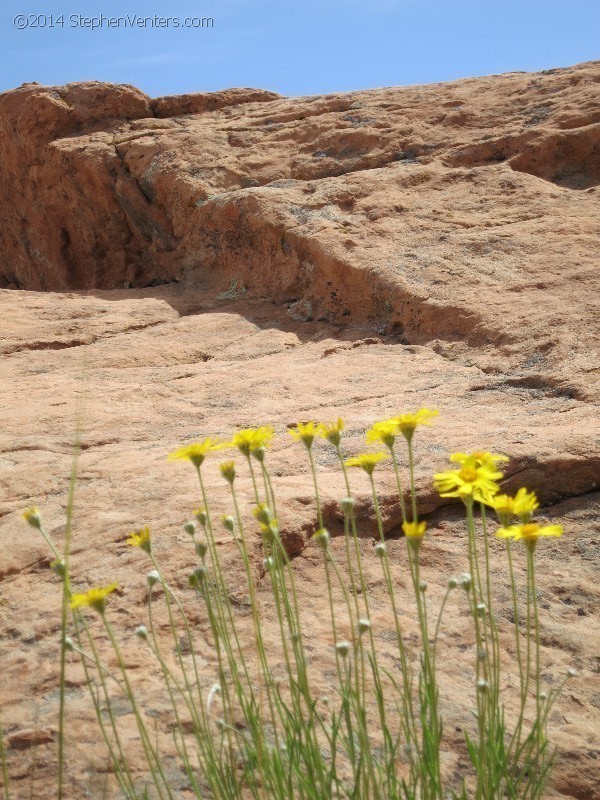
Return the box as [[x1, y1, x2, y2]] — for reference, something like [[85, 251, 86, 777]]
[[167, 426, 276, 466], [24, 409, 564, 615], [164, 411, 563, 550], [433, 452, 563, 547]]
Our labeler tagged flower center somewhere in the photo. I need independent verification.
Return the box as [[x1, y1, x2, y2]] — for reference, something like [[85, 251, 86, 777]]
[[520, 523, 539, 537], [459, 467, 478, 483]]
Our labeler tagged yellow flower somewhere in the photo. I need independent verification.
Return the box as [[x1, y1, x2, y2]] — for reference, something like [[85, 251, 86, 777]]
[[434, 455, 503, 504], [488, 494, 516, 526], [393, 409, 439, 441], [450, 450, 509, 467], [219, 461, 236, 484], [488, 487, 539, 525], [168, 438, 221, 468], [222, 426, 275, 457], [70, 583, 118, 614], [344, 451, 388, 475], [316, 418, 345, 447], [288, 421, 320, 449], [496, 522, 563, 548], [126, 526, 151, 554], [312, 527, 330, 550], [366, 419, 399, 448], [512, 487, 539, 522], [253, 503, 272, 525], [402, 521, 427, 539], [22, 506, 41, 529], [258, 519, 279, 544]]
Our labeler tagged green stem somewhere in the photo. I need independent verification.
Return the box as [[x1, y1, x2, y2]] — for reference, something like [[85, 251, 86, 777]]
[[101, 613, 173, 800], [0, 718, 9, 800], [57, 416, 83, 800], [390, 447, 407, 524], [406, 437, 418, 524], [367, 473, 417, 755]]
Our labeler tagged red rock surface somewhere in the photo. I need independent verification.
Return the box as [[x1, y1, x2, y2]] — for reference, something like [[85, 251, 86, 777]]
[[0, 63, 599, 798]]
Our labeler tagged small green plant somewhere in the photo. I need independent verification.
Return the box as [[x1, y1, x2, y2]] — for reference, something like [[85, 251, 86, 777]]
[[6, 411, 575, 799]]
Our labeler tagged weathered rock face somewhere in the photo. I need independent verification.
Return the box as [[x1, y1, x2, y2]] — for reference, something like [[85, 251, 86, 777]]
[[0, 64, 599, 799], [1, 65, 599, 403]]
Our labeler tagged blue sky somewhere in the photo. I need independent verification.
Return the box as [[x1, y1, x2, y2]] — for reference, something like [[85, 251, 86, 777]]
[[0, 0, 598, 97]]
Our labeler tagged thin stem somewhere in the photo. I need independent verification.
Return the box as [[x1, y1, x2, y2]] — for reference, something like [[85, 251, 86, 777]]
[[406, 437, 418, 524], [57, 414, 83, 800], [101, 613, 174, 800], [0, 718, 9, 800]]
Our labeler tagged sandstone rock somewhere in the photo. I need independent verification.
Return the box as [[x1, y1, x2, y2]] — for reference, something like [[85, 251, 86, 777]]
[[0, 63, 599, 798]]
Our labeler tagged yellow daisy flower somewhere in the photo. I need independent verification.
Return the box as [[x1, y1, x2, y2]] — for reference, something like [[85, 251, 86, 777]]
[[402, 521, 427, 539], [316, 418, 345, 447], [434, 455, 503, 504], [512, 487, 539, 522], [393, 409, 438, 441], [219, 461, 236, 484], [449, 450, 509, 467], [488, 494, 516, 526], [126, 526, 151, 554], [22, 506, 41, 529], [70, 583, 118, 614], [222, 426, 275, 457], [344, 451, 388, 475], [288, 421, 321, 449], [366, 419, 399, 448], [496, 522, 563, 549], [168, 438, 221, 468]]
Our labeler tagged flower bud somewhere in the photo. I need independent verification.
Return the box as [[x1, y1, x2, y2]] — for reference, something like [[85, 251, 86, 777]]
[[207, 682, 221, 714], [477, 648, 487, 662], [253, 504, 271, 525], [135, 625, 148, 640], [313, 528, 330, 550], [22, 507, 41, 529], [195, 540, 208, 559], [51, 559, 66, 579], [63, 636, 75, 652], [260, 521, 278, 545], [460, 573, 472, 591], [335, 640, 351, 657], [447, 577, 459, 590], [539, 691, 547, 701], [374, 543, 387, 558], [358, 618, 371, 634], [219, 461, 236, 484], [476, 602, 486, 616], [262, 556, 274, 571], [183, 521, 196, 536], [146, 569, 161, 588], [567, 668, 577, 678], [341, 496, 355, 513], [194, 508, 207, 526], [419, 581, 427, 593], [221, 515, 235, 532], [188, 566, 207, 587], [477, 679, 489, 693]]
